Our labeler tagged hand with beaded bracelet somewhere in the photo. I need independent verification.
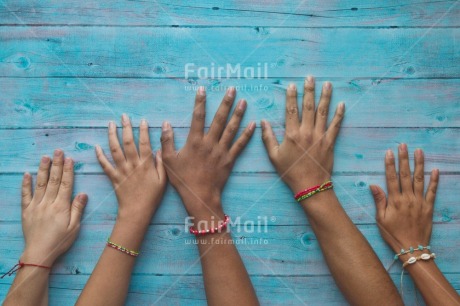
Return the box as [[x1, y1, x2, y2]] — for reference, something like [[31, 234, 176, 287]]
[[370, 145, 460, 305], [3, 150, 88, 306], [261, 76, 403, 306], [76, 115, 167, 306], [161, 87, 259, 305]]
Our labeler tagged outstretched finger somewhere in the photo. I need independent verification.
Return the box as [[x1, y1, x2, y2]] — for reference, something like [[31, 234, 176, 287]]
[[326, 102, 345, 145], [314, 82, 332, 134], [261, 120, 280, 161], [108, 121, 125, 167], [285, 84, 300, 132], [385, 150, 400, 196], [413, 149, 425, 196], [44, 149, 65, 202], [425, 169, 439, 206], [34, 156, 51, 203], [220, 99, 247, 148], [69, 193, 88, 229], [229, 122, 256, 160], [161, 121, 176, 158], [95, 145, 117, 178], [139, 119, 154, 161], [56, 157, 75, 204], [21, 173, 33, 209], [208, 87, 236, 141], [301, 76, 315, 132], [188, 86, 206, 140], [398, 144, 413, 194], [121, 114, 139, 163]]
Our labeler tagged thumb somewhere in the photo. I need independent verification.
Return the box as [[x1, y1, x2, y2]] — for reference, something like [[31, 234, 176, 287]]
[[70, 193, 88, 228], [370, 185, 387, 221]]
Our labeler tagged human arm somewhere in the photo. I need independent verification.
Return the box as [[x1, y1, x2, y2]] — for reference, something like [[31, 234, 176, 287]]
[[3, 150, 88, 306], [370, 145, 460, 305], [261, 77, 403, 306], [161, 87, 259, 305], [76, 116, 167, 306]]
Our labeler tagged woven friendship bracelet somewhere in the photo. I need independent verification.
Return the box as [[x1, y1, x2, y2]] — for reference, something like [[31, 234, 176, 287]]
[[294, 180, 333, 202], [189, 214, 230, 236], [106, 239, 139, 257], [394, 245, 430, 260]]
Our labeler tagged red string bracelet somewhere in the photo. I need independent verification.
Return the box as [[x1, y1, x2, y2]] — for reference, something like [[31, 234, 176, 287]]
[[189, 214, 230, 236], [1, 261, 51, 279]]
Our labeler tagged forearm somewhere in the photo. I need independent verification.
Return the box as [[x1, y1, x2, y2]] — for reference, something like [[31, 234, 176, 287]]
[[3, 267, 49, 306], [76, 217, 148, 306], [298, 189, 403, 306], [190, 205, 258, 306], [402, 256, 460, 305]]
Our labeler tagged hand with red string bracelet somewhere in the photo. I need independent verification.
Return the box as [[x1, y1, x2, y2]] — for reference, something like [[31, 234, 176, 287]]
[[3, 150, 88, 306]]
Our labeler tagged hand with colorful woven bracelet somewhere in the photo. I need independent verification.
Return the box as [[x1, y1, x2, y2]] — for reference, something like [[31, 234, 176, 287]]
[[161, 87, 259, 305], [370, 144, 460, 305], [261, 76, 403, 305], [3, 150, 88, 306], [76, 115, 167, 306]]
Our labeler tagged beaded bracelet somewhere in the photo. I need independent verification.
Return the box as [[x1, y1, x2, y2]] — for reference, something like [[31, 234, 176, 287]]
[[189, 214, 230, 236], [106, 238, 139, 257], [402, 252, 436, 268], [394, 245, 430, 260], [294, 180, 333, 202], [1, 261, 51, 279]]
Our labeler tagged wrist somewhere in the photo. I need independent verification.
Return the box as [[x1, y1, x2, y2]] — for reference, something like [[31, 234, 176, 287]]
[[182, 193, 224, 220], [288, 177, 332, 195], [20, 249, 56, 267]]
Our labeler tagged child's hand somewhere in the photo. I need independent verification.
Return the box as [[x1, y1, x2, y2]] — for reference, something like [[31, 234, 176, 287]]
[[21, 150, 88, 266], [96, 116, 167, 226], [161, 87, 255, 221], [261, 77, 345, 193], [370, 144, 439, 253]]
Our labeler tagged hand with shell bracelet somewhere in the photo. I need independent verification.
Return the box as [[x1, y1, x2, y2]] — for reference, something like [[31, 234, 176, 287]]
[[370, 144, 460, 305]]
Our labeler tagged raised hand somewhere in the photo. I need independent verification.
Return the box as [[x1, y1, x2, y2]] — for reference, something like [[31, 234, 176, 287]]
[[261, 77, 344, 192]]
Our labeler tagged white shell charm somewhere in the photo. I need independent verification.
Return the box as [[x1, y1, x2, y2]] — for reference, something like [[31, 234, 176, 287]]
[[420, 253, 431, 260], [407, 257, 417, 264]]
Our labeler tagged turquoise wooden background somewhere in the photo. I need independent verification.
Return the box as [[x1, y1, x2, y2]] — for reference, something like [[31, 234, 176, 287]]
[[0, 1, 459, 305]]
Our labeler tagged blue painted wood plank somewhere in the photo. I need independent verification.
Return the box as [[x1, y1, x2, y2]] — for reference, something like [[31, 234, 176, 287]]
[[2, 273, 458, 305], [0, 173, 458, 225], [0, 223, 458, 276], [0, 78, 458, 128], [0, 27, 458, 78], [0, 128, 457, 173], [0, 0, 459, 27]]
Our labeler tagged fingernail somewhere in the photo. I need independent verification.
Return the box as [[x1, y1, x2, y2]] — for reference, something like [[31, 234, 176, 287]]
[[54, 149, 62, 157], [95, 145, 102, 154], [198, 86, 206, 95], [24, 172, 31, 179], [386, 149, 394, 158], [324, 82, 331, 90], [288, 83, 296, 91], [78, 194, 88, 204], [369, 185, 377, 194], [238, 99, 247, 110], [64, 158, 72, 165], [157, 150, 162, 158], [415, 148, 423, 158], [248, 121, 256, 131], [108, 121, 115, 129], [41, 156, 50, 163], [162, 121, 170, 131], [141, 119, 148, 126], [307, 75, 314, 84], [227, 87, 235, 98], [338, 102, 345, 111], [399, 143, 407, 152], [122, 114, 129, 124]]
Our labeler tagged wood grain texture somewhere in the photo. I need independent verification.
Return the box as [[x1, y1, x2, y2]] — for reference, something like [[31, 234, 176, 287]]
[[1, 274, 457, 306], [0, 173, 458, 225], [0, 128, 458, 173], [0, 223, 459, 276], [0, 27, 458, 78], [0, 77, 458, 128], [0, 0, 459, 27]]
